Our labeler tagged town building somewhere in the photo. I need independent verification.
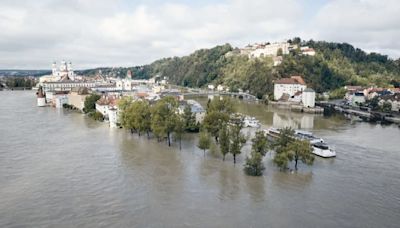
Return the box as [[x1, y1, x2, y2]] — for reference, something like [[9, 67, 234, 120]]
[[217, 85, 225, 92], [36, 86, 46, 107], [273, 76, 307, 100], [54, 95, 68, 108], [39, 61, 76, 83], [245, 42, 297, 58], [351, 92, 366, 106], [379, 94, 400, 112], [300, 47, 316, 56], [67, 87, 90, 111], [302, 88, 316, 108], [272, 56, 283, 66], [178, 99, 205, 123], [108, 108, 119, 128]]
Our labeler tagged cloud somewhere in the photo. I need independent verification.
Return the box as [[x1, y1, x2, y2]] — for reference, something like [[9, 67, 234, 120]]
[[0, 0, 399, 69], [312, 0, 400, 57]]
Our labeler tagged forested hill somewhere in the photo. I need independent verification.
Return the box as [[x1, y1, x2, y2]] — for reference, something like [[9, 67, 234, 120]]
[[81, 39, 400, 98]]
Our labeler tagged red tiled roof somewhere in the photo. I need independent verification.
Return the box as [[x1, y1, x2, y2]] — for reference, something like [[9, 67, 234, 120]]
[[275, 76, 306, 85]]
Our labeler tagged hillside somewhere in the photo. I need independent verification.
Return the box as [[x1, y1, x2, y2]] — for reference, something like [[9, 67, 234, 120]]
[[81, 38, 400, 99]]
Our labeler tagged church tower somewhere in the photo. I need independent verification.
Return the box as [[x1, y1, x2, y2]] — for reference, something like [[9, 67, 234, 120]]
[[67, 62, 75, 80], [126, 70, 132, 79], [52, 62, 57, 76]]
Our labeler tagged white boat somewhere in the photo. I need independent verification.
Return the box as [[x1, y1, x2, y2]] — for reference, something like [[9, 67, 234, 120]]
[[265, 128, 336, 158], [295, 130, 336, 158], [243, 116, 260, 128], [312, 142, 336, 158]]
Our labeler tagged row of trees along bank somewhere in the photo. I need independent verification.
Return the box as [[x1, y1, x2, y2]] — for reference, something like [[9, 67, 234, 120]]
[[117, 96, 314, 176]]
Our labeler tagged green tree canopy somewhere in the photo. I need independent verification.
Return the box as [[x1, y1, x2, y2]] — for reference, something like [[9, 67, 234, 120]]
[[83, 94, 101, 114], [198, 130, 211, 157], [244, 152, 265, 176], [151, 96, 178, 146], [229, 122, 246, 164], [251, 130, 269, 156]]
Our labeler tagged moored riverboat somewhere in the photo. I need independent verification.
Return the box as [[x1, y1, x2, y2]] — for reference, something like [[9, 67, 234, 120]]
[[264, 127, 336, 158]]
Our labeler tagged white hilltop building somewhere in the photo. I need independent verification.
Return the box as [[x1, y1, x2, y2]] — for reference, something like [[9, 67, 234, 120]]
[[241, 41, 298, 58]]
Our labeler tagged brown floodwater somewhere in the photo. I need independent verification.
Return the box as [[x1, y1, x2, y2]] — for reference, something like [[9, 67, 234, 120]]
[[0, 91, 399, 228]]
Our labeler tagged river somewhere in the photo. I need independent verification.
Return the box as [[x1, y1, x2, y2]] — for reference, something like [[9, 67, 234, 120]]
[[0, 91, 399, 228]]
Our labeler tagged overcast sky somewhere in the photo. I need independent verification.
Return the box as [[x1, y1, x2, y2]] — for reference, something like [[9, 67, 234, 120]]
[[0, 0, 399, 69]]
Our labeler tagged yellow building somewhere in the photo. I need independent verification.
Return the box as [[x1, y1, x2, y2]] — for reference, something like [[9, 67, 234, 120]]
[[67, 87, 89, 111]]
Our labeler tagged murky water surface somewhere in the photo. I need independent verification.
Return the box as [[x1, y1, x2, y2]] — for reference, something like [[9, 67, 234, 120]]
[[0, 91, 399, 228]]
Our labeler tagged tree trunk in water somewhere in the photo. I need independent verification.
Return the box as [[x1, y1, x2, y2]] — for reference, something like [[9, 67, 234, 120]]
[[130, 129, 134, 134], [233, 154, 236, 164], [138, 131, 141, 137], [147, 131, 150, 139], [167, 132, 171, 147], [295, 158, 298, 170]]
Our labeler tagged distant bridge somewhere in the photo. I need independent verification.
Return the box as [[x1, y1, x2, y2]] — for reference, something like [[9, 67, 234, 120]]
[[182, 90, 258, 101], [317, 100, 400, 124]]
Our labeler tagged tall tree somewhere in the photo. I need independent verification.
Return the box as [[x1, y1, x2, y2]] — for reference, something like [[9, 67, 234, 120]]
[[174, 115, 185, 150], [244, 151, 265, 176], [198, 130, 211, 157], [203, 97, 235, 141], [251, 130, 269, 156], [229, 121, 246, 164], [288, 140, 314, 170], [272, 127, 295, 153], [183, 105, 199, 132], [83, 94, 101, 114], [219, 124, 230, 161], [129, 100, 151, 137], [150, 96, 178, 146], [118, 96, 133, 129], [272, 127, 315, 170]]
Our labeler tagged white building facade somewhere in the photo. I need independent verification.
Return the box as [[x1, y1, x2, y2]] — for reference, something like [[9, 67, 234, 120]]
[[302, 88, 316, 108], [274, 76, 307, 100]]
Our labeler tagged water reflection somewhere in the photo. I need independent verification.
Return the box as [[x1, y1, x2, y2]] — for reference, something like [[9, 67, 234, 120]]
[[272, 112, 315, 129], [244, 176, 266, 202]]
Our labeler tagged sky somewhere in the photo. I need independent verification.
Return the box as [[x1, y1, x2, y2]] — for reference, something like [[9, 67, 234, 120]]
[[0, 0, 399, 69]]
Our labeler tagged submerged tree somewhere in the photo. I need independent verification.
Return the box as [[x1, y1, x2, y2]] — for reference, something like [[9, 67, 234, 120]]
[[203, 98, 235, 142], [251, 130, 269, 156], [174, 115, 185, 150], [131, 101, 152, 137], [151, 96, 178, 146], [244, 152, 265, 176], [83, 94, 101, 114], [229, 121, 246, 164], [244, 130, 269, 176], [197, 130, 211, 157], [272, 127, 314, 170], [183, 105, 199, 132], [219, 124, 230, 161], [118, 96, 133, 129], [288, 140, 314, 170]]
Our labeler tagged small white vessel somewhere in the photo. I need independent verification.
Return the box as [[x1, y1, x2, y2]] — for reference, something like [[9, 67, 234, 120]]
[[312, 142, 336, 158], [265, 128, 336, 158], [243, 116, 260, 128]]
